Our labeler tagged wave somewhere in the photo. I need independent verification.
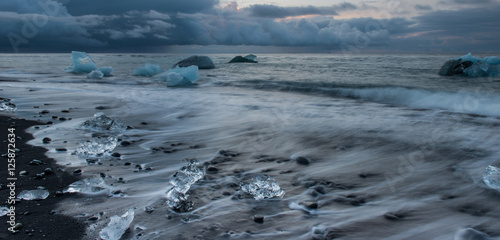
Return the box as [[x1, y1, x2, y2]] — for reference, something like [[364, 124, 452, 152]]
[[220, 80, 500, 117]]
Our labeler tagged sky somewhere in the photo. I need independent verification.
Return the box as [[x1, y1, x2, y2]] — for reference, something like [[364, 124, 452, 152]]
[[0, 0, 499, 53]]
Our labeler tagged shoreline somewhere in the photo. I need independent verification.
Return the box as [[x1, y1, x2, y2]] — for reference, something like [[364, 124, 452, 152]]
[[0, 114, 86, 240]]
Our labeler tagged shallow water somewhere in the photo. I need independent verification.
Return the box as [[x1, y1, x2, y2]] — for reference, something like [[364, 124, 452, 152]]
[[1, 53, 500, 239]]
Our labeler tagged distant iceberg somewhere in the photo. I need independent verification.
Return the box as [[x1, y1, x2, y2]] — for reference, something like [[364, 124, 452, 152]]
[[132, 63, 164, 77], [173, 55, 215, 69], [229, 55, 258, 63], [65, 51, 98, 73], [439, 53, 500, 77], [152, 66, 200, 87]]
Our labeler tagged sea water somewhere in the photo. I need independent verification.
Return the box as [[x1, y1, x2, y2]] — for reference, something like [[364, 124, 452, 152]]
[[1, 53, 500, 239]]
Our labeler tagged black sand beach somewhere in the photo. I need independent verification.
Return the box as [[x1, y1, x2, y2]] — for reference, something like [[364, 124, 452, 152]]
[[0, 115, 85, 240]]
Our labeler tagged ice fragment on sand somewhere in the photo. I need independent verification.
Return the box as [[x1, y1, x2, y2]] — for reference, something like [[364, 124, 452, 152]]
[[99, 209, 134, 240], [65, 51, 98, 73], [18, 189, 49, 200], [77, 136, 117, 157], [166, 159, 204, 212], [87, 70, 104, 79], [483, 165, 500, 191], [98, 67, 114, 77], [0, 98, 17, 111], [241, 175, 285, 200], [81, 112, 126, 132], [0, 207, 11, 216], [152, 66, 200, 87], [132, 63, 164, 77], [64, 177, 108, 193]]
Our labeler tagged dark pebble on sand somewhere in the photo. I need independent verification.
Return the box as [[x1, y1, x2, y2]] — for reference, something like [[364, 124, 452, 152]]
[[55, 148, 67, 152], [120, 141, 131, 146], [95, 106, 107, 110], [29, 159, 44, 165], [295, 156, 310, 165], [207, 166, 219, 174], [140, 122, 148, 125], [86, 159, 98, 164], [46, 121, 53, 125], [145, 206, 154, 213], [42, 137, 52, 143], [313, 186, 326, 194], [61, 110, 70, 113], [52, 116, 58, 119], [300, 201, 319, 209], [34, 106, 39, 108], [73, 169, 82, 175], [44, 168, 53, 175], [100, 173, 106, 178], [222, 192, 232, 196], [124, 162, 131, 166], [254, 215, 264, 223], [88, 216, 98, 221], [13, 223, 23, 230], [40, 110, 50, 114], [19, 170, 28, 176], [111, 152, 121, 158], [135, 164, 143, 170], [59, 117, 67, 121], [55, 191, 64, 196]]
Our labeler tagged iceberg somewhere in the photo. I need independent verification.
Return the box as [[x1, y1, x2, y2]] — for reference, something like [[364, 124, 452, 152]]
[[229, 55, 258, 63], [173, 55, 216, 69], [153, 66, 200, 87], [87, 70, 104, 79], [166, 159, 204, 212], [18, 189, 49, 200], [483, 165, 500, 191], [65, 51, 98, 73], [99, 209, 134, 240], [81, 112, 126, 132], [0, 98, 17, 111], [244, 54, 257, 61], [77, 136, 117, 157], [240, 175, 285, 200], [98, 67, 114, 77], [132, 63, 164, 77], [439, 53, 500, 77], [64, 177, 109, 193]]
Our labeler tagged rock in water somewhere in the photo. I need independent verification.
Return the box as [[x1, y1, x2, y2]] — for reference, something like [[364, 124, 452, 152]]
[[81, 112, 126, 132], [454, 228, 492, 240], [87, 70, 104, 79], [65, 51, 98, 73], [99, 209, 134, 240], [240, 175, 285, 200], [18, 189, 49, 200], [438, 59, 473, 76], [152, 66, 200, 87], [132, 63, 164, 77], [483, 165, 500, 191], [229, 56, 258, 63], [174, 55, 216, 69]]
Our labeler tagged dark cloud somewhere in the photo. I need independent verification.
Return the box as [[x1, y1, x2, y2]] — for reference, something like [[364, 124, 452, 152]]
[[415, 4, 432, 11], [451, 0, 492, 4], [58, 0, 219, 16], [247, 4, 338, 18]]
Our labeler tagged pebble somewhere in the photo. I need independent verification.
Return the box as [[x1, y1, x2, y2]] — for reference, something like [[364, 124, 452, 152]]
[[19, 170, 28, 176], [52, 116, 58, 119], [55, 148, 67, 152], [13, 223, 23, 230], [46, 121, 53, 125], [35, 173, 45, 179], [253, 215, 264, 223], [29, 159, 44, 165], [120, 141, 131, 146], [145, 206, 154, 213], [44, 168, 53, 175], [86, 159, 98, 164], [140, 122, 148, 125], [55, 191, 64, 196], [40, 110, 50, 114], [61, 110, 70, 113], [300, 201, 319, 209], [88, 216, 98, 221], [59, 117, 67, 121], [295, 156, 311, 165], [95, 106, 107, 110], [99, 173, 106, 178], [111, 152, 121, 158], [42, 137, 52, 144], [124, 162, 131, 166], [207, 166, 219, 174], [73, 169, 82, 175]]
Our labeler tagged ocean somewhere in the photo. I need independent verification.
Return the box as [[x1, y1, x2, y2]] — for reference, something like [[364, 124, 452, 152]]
[[1, 53, 500, 239]]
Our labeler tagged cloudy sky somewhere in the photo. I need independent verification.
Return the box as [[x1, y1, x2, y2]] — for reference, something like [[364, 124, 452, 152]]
[[1, 0, 499, 53]]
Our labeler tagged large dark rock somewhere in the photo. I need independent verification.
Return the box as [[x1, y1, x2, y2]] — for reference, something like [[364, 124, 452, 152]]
[[438, 59, 473, 76], [174, 55, 215, 69], [228, 56, 258, 63]]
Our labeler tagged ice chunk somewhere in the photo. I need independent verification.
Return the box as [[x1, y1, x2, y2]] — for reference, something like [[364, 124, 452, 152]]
[[65, 51, 98, 73], [483, 165, 500, 191], [87, 70, 104, 79], [173, 55, 215, 69], [241, 175, 285, 200], [0, 98, 17, 111], [0, 207, 12, 216], [453, 53, 481, 63], [18, 189, 49, 200], [81, 112, 126, 132], [166, 159, 204, 212], [99, 67, 114, 77], [484, 56, 500, 65], [152, 66, 200, 87], [132, 63, 164, 77], [64, 177, 108, 193], [99, 209, 134, 240], [169, 159, 204, 194], [244, 54, 257, 61], [77, 136, 117, 157]]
